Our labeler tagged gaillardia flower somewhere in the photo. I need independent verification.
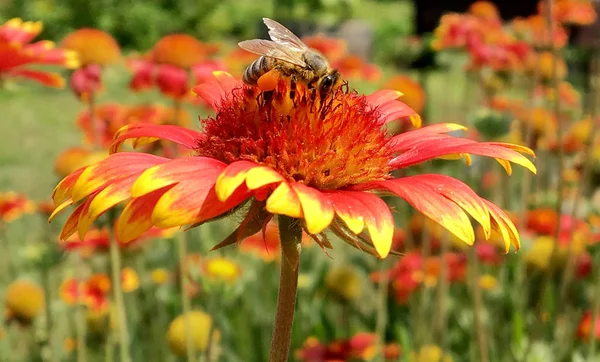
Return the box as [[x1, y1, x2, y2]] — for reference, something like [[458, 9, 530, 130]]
[[61, 28, 120, 100], [51, 71, 535, 259], [0, 18, 78, 88]]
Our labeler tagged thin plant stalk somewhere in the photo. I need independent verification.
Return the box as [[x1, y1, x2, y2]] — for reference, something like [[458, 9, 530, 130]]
[[107, 224, 131, 362], [269, 216, 302, 362], [434, 234, 450, 348], [41, 266, 58, 362], [88, 91, 101, 149], [468, 247, 489, 362], [178, 231, 196, 362], [588, 249, 600, 358], [74, 253, 87, 362], [375, 259, 390, 357]]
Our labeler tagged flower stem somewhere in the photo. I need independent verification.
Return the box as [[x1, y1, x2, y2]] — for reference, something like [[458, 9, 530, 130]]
[[41, 266, 58, 362], [269, 216, 302, 362], [178, 231, 196, 362], [88, 91, 101, 149], [108, 224, 131, 362], [468, 247, 489, 362], [74, 254, 87, 362], [588, 249, 600, 358]]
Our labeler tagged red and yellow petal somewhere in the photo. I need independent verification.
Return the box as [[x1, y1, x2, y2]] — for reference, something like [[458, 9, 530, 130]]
[[52, 168, 85, 206], [77, 175, 138, 239], [245, 166, 285, 190], [266, 182, 303, 218], [111, 124, 206, 154], [369, 179, 476, 245], [131, 157, 226, 198], [71, 153, 168, 203], [59, 193, 98, 240], [215, 161, 258, 202], [367, 89, 421, 127], [290, 183, 334, 234], [151, 176, 249, 228], [192, 71, 243, 110], [389, 134, 536, 173], [403, 174, 491, 237], [117, 187, 173, 243], [387, 123, 467, 150], [326, 190, 394, 258], [8, 68, 65, 88], [325, 192, 366, 234], [483, 199, 520, 252], [348, 192, 394, 258]]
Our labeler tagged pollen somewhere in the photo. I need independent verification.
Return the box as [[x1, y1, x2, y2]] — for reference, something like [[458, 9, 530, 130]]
[[195, 79, 393, 190]]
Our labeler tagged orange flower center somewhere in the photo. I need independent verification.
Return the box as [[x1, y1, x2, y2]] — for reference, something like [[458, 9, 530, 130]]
[[196, 80, 393, 190]]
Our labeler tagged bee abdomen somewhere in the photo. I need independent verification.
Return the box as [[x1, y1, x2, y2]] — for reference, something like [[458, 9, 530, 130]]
[[243, 56, 273, 85]]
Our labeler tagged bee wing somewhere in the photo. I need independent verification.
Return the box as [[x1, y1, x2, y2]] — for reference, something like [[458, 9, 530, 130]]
[[263, 18, 309, 52], [238, 39, 307, 68]]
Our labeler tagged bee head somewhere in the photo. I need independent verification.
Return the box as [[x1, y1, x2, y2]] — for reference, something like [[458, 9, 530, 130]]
[[318, 70, 342, 95]]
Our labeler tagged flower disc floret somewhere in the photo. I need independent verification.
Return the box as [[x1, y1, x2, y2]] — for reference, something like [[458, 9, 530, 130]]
[[196, 80, 394, 190]]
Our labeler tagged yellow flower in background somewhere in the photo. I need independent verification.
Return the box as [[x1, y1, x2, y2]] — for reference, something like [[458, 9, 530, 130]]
[[478, 274, 498, 290], [538, 52, 567, 81], [61, 28, 120, 67], [411, 344, 454, 362], [382, 75, 426, 114], [166, 310, 220, 356], [526, 236, 555, 271], [203, 257, 242, 283], [4, 279, 45, 325], [325, 265, 363, 302], [54, 147, 107, 178], [63, 337, 76, 353], [151, 268, 170, 285], [121, 267, 140, 292]]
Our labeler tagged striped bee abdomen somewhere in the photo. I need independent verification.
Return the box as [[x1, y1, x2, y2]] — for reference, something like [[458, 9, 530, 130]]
[[243, 56, 273, 85]]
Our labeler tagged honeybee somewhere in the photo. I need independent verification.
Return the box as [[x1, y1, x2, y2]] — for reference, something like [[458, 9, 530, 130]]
[[239, 18, 342, 95]]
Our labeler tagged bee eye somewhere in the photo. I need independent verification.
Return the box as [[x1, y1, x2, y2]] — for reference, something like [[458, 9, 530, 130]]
[[320, 75, 336, 93]]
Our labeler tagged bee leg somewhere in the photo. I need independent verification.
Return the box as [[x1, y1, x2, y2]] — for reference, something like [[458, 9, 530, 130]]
[[289, 76, 298, 107]]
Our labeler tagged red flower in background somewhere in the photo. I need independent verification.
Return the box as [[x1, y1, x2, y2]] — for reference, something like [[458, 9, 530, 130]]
[[75, 103, 192, 149], [432, 3, 532, 71], [302, 34, 347, 63], [578, 310, 600, 341], [0, 192, 36, 223], [383, 75, 426, 115], [511, 15, 569, 49], [539, 0, 597, 25], [0, 18, 78, 88], [373, 251, 467, 304], [61, 28, 121, 100], [128, 34, 226, 100], [296, 333, 399, 361], [61, 225, 175, 257], [60, 269, 139, 312]]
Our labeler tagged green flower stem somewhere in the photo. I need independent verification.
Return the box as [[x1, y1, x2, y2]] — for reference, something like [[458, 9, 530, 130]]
[[88, 91, 101, 149], [74, 254, 87, 362], [468, 247, 489, 362], [178, 231, 196, 362], [108, 225, 131, 362], [269, 216, 302, 362], [588, 250, 600, 358]]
